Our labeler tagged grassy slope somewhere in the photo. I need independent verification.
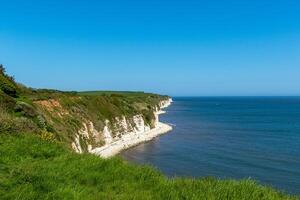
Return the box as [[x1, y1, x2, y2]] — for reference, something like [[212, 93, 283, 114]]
[[0, 67, 169, 151], [0, 133, 296, 200]]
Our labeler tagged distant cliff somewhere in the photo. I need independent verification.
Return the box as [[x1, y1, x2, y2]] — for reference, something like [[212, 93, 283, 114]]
[[89, 98, 172, 157]]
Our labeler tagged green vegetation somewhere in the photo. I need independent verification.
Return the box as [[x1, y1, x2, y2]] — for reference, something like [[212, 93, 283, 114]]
[[0, 65, 169, 151], [0, 65, 19, 97], [0, 65, 297, 199], [0, 133, 296, 200]]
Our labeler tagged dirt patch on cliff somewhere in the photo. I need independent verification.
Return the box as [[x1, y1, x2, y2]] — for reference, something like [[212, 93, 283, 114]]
[[35, 99, 69, 117]]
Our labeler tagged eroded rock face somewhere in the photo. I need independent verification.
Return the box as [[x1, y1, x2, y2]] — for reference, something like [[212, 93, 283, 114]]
[[72, 98, 172, 154], [35, 99, 69, 118], [159, 98, 173, 109], [72, 134, 82, 153], [102, 120, 113, 144], [71, 115, 151, 153]]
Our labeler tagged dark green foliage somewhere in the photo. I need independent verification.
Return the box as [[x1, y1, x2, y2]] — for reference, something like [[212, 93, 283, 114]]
[[0, 134, 296, 200], [0, 65, 19, 97], [0, 112, 40, 134], [0, 90, 16, 112], [142, 109, 156, 128], [14, 101, 38, 118]]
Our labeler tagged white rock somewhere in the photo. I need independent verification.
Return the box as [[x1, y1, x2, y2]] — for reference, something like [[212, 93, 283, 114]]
[[72, 98, 173, 157]]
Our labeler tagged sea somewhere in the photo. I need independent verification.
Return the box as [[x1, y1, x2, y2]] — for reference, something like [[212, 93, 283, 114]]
[[120, 97, 300, 194]]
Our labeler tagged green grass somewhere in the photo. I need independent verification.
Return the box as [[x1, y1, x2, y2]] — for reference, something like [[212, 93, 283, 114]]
[[0, 133, 296, 200], [79, 91, 149, 96]]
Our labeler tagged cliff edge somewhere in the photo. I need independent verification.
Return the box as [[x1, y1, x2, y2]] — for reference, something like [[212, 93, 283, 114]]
[[0, 65, 172, 157]]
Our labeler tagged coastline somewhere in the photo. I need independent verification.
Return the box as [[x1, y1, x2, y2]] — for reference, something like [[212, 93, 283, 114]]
[[91, 99, 173, 158]]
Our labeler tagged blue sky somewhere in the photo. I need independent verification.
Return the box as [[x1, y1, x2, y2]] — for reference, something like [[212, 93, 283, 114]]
[[1, 0, 300, 96]]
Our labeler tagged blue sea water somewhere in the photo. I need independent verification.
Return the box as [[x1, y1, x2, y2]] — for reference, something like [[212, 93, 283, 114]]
[[120, 97, 300, 194]]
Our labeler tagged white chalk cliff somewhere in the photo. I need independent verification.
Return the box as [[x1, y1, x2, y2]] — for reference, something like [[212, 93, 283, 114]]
[[72, 98, 173, 158]]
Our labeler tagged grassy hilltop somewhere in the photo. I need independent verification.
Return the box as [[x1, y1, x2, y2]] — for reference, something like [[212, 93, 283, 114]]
[[0, 65, 297, 200], [0, 65, 169, 151]]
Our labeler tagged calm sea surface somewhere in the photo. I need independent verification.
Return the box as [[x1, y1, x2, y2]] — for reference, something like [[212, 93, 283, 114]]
[[120, 97, 300, 194]]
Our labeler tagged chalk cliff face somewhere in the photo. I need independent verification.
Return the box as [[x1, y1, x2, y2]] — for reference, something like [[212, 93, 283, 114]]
[[71, 98, 172, 157], [159, 98, 173, 109]]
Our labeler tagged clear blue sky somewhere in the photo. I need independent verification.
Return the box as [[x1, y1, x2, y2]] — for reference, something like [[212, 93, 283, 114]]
[[1, 0, 299, 96]]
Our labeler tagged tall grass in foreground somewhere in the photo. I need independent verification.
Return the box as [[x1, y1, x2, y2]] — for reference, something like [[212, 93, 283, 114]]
[[0, 133, 297, 200]]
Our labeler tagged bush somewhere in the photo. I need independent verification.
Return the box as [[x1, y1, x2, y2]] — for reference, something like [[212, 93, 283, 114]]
[[0, 66, 18, 97], [0, 91, 16, 111], [0, 111, 39, 134], [14, 101, 38, 118]]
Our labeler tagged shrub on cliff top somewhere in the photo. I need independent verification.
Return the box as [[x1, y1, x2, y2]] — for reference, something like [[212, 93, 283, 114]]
[[0, 65, 19, 97], [0, 112, 40, 134], [0, 90, 16, 112]]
